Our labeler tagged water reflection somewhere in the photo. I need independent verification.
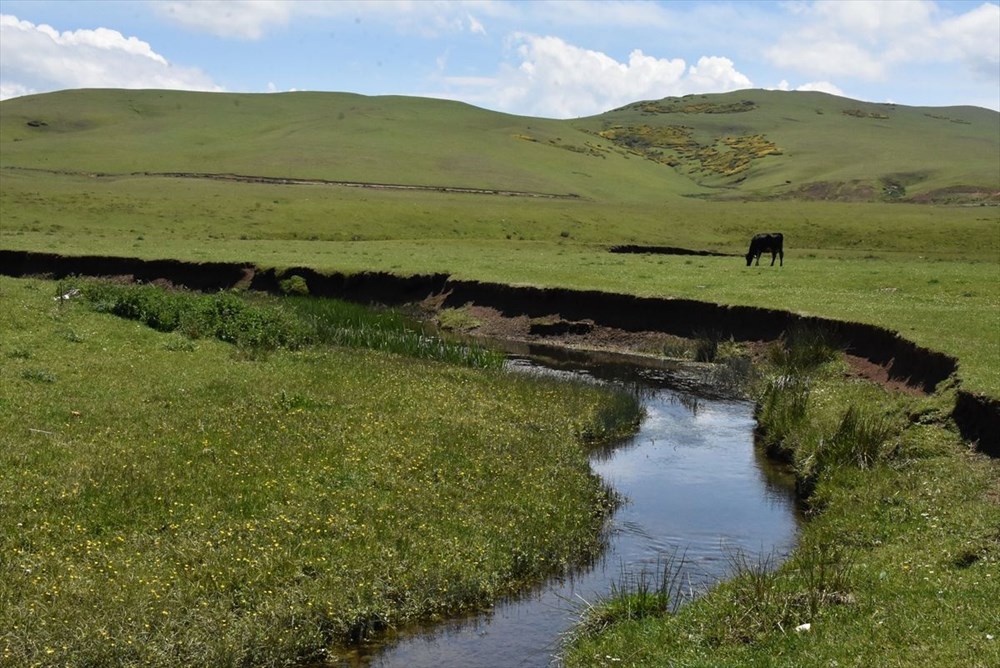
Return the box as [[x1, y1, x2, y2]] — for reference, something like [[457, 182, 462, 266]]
[[332, 353, 800, 667]]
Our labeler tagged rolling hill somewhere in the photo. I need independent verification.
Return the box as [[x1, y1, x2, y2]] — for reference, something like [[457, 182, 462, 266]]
[[1, 88, 997, 204]]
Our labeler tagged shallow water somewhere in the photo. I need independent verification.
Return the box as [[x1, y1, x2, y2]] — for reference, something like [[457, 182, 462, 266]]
[[333, 354, 800, 667]]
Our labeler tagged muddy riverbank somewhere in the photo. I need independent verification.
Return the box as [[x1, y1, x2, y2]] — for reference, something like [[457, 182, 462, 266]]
[[1, 249, 995, 457]]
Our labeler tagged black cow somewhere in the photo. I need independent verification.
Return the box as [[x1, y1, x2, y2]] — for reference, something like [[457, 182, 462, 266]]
[[746, 233, 784, 266]]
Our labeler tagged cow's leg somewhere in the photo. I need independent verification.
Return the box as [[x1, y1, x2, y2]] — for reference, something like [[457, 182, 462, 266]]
[[770, 251, 776, 266], [755, 253, 761, 265], [779, 250, 784, 266]]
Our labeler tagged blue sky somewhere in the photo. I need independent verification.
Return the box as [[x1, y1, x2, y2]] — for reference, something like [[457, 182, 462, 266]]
[[1, 1, 998, 117]]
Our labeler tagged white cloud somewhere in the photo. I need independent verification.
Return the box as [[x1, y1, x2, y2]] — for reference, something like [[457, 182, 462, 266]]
[[468, 14, 486, 36], [0, 14, 221, 100], [795, 81, 845, 97], [442, 34, 752, 118], [152, 0, 499, 40], [687, 56, 753, 93], [771, 79, 844, 97], [152, 0, 292, 40], [766, 0, 1000, 84], [938, 3, 1000, 78], [813, 0, 936, 41], [766, 30, 885, 80]]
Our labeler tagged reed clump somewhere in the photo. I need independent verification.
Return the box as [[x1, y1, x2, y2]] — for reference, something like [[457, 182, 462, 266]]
[[77, 280, 504, 368]]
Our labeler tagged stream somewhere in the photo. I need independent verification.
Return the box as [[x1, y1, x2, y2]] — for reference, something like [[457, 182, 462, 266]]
[[334, 346, 801, 667]]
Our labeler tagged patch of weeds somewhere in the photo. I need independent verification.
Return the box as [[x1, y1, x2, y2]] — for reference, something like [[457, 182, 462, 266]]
[[60, 329, 85, 343], [575, 553, 689, 638], [660, 336, 694, 360], [709, 540, 856, 646], [81, 281, 305, 354], [6, 347, 32, 359], [708, 354, 757, 397], [275, 390, 329, 411], [279, 274, 309, 296], [755, 374, 812, 461], [799, 404, 899, 486], [693, 330, 722, 362], [769, 325, 838, 373], [709, 549, 793, 643], [21, 368, 56, 383], [162, 336, 196, 352], [436, 307, 482, 333], [790, 537, 857, 620], [577, 384, 644, 443]]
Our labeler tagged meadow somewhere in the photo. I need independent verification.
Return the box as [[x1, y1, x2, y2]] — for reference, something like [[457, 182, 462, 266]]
[[0, 276, 641, 666], [0, 88, 997, 666], [2, 166, 997, 395]]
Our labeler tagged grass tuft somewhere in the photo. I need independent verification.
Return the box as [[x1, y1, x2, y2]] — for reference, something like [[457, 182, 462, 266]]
[[574, 553, 689, 639], [768, 324, 839, 373]]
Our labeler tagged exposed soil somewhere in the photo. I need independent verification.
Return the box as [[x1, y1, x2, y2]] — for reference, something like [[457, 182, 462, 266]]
[[431, 303, 686, 358], [429, 303, 927, 396], [607, 244, 733, 257], [1, 249, 995, 457]]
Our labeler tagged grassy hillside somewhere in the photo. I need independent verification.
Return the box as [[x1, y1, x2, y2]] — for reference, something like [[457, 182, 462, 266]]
[[2, 88, 997, 202], [579, 89, 999, 201], [0, 89, 700, 202]]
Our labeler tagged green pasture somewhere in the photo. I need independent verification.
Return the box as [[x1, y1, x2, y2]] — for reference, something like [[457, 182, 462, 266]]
[[2, 167, 997, 396], [2, 90, 997, 399], [1, 89, 998, 667], [2, 89, 996, 201], [0, 276, 640, 666]]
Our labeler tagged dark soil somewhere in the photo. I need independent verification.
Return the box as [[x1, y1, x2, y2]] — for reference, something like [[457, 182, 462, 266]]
[[427, 302, 926, 396], [2, 249, 995, 457]]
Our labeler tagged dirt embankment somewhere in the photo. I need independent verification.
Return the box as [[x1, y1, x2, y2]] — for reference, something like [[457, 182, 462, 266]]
[[2, 249, 995, 458], [607, 245, 733, 257]]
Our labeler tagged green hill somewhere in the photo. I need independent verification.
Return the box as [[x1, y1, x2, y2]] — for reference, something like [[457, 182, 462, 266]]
[[579, 89, 998, 202], [2, 88, 996, 204]]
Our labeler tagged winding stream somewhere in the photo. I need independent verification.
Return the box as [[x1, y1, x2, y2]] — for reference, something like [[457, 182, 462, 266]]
[[334, 348, 801, 667]]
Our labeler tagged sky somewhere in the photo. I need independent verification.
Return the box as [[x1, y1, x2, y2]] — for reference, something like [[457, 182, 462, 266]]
[[1, 0, 998, 118]]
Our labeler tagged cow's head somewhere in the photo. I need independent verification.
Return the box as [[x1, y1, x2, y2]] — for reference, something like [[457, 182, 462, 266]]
[[745, 251, 754, 266]]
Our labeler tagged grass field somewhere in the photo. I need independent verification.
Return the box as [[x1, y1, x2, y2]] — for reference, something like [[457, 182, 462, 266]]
[[2, 171, 997, 396], [0, 88, 998, 666], [0, 276, 641, 666], [2, 90, 997, 399]]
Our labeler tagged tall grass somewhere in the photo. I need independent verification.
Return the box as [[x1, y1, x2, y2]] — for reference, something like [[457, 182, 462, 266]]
[[754, 374, 812, 462], [768, 324, 839, 373], [75, 279, 504, 368], [573, 553, 690, 639], [284, 295, 504, 368]]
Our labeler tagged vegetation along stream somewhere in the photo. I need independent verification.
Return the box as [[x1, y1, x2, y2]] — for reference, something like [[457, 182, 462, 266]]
[[334, 347, 801, 667]]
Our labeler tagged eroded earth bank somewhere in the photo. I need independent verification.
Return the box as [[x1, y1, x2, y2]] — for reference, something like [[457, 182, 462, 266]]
[[1, 249, 996, 458]]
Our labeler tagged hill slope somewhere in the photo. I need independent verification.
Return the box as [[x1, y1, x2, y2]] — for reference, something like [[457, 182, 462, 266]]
[[577, 89, 999, 202], [2, 88, 997, 204]]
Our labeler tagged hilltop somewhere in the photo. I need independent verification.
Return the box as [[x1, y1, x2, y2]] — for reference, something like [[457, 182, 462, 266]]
[[1, 88, 997, 205]]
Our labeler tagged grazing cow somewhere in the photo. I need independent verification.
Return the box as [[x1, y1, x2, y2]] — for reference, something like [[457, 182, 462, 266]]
[[746, 233, 784, 267]]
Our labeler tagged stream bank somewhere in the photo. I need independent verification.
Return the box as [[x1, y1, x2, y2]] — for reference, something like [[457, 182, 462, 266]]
[[1, 249, 994, 457]]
